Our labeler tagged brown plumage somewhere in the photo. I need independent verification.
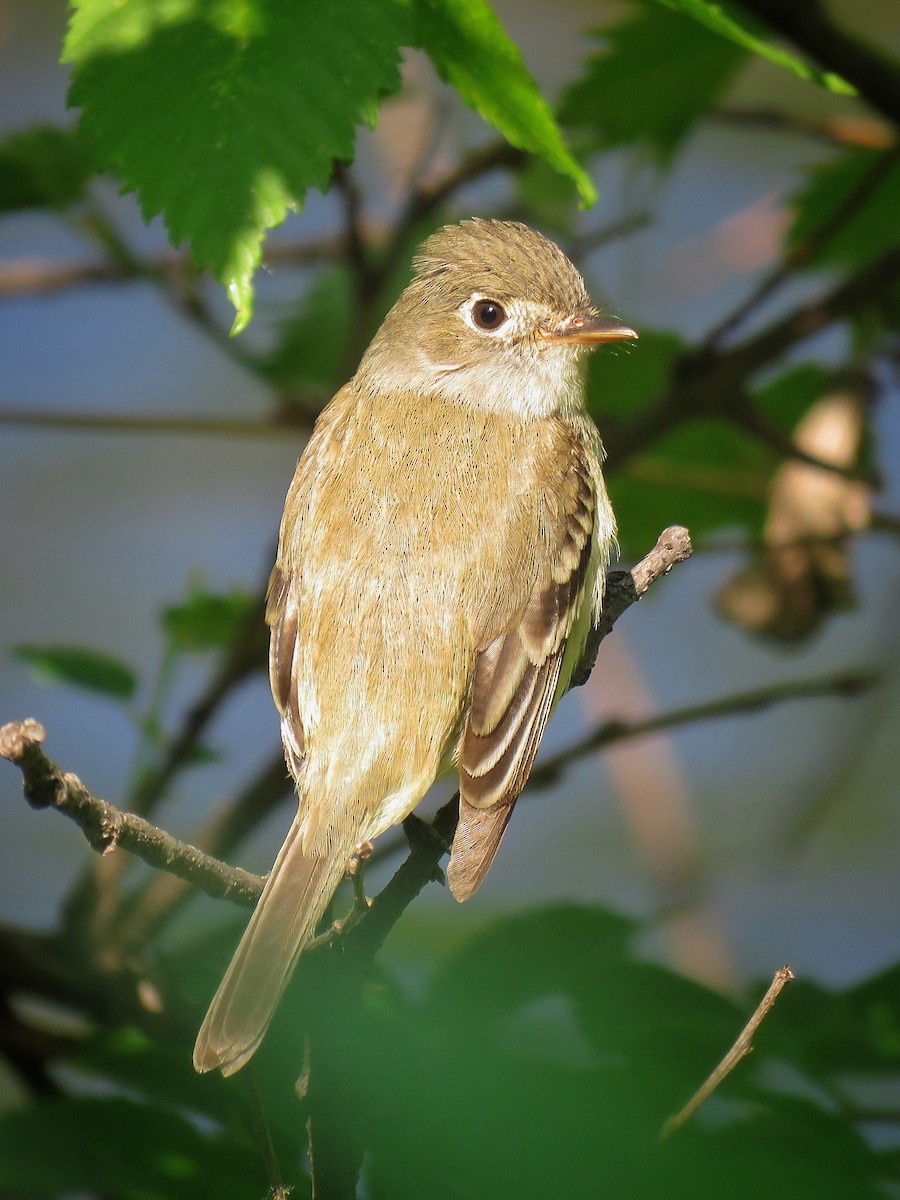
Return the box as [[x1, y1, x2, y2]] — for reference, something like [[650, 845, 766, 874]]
[[193, 220, 635, 1075]]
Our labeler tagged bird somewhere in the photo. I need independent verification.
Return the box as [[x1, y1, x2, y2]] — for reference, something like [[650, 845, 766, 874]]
[[193, 218, 637, 1075]]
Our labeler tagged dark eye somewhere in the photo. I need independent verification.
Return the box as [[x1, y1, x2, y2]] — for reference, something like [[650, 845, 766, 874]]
[[471, 299, 507, 331]]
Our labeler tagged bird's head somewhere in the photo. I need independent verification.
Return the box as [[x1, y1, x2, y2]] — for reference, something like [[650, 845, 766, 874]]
[[358, 219, 637, 418]]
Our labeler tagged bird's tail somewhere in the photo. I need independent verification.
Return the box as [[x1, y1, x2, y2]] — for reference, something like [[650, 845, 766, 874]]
[[193, 814, 351, 1076]]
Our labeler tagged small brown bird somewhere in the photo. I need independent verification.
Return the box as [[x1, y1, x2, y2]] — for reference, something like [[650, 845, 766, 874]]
[[193, 218, 636, 1075]]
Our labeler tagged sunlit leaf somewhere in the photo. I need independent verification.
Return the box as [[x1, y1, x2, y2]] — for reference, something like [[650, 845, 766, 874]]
[[652, 0, 854, 95], [64, 0, 409, 332], [413, 0, 596, 205]]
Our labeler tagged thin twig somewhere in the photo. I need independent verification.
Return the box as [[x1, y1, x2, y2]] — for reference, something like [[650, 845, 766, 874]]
[[711, 107, 894, 149], [0, 235, 347, 298], [0, 720, 263, 908], [660, 965, 797, 1138], [0, 410, 311, 438]]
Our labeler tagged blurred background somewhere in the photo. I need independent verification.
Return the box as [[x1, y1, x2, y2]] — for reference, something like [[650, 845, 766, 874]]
[[1, 0, 898, 1053]]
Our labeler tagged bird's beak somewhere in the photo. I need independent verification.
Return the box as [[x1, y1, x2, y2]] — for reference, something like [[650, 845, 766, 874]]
[[544, 314, 638, 345]]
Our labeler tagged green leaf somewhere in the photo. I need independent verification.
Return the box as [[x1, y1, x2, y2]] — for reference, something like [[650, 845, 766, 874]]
[[588, 329, 683, 421], [610, 418, 774, 551], [0, 125, 97, 213], [753, 362, 830, 431], [12, 644, 137, 700], [561, 4, 747, 161], [788, 147, 900, 269], [64, 0, 409, 332], [412, 0, 596, 205], [652, 0, 855, 95], [161, 586, 253, 652], [264, 266, 356, 391], [0, 1096, 264, 1198]]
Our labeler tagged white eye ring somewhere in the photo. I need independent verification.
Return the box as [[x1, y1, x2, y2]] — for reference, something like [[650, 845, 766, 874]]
[[462, 296, 508, 334]]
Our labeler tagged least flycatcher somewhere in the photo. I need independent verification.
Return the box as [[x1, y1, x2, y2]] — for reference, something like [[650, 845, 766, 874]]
[[194, 219, 637, 1075]]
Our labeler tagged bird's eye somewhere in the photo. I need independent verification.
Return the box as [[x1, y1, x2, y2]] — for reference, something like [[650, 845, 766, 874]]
[[471, 299, 507, 331]]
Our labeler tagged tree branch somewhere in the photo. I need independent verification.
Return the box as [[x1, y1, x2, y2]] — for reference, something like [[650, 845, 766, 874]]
[[0, 720, 263, 909], [604, 248, 900, 469], [1, 529, 693, 925], [661, 965, 796, 1137]]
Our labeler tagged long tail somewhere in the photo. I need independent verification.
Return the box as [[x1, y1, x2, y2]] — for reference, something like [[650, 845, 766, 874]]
[[193, 815, 352, 1076]]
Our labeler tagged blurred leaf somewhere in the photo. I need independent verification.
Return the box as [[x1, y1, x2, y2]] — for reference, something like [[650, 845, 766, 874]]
[[597, 354, 832, 552], [11, 643, 137, 700], [161, 586, 253, 652], [611, 418, 774, 550], [64, 0, 409, 332], [561, 5, 746, 161], [516, 154, 582, 233], [0, 125, 96, 212], [264, 266, 355, 390], [0, 1095, 266, 1199], [789, 147, 900, 269], [753, 362, 831, 431], [588, 329, 683, 421], [770, 966, 900, 1079], [652, 0, 855, 96], [413, 0, 596, 205]]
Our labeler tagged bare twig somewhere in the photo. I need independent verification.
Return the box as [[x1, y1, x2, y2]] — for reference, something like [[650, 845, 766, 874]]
[[711, 107, 895, 149], [0, 720, 263, 908], [0, 235, 346, 298], [531, 668, 877, 791], [0, 409, 310, 438], [1, 529, 692, 936], [661, 965, 797, 1137]]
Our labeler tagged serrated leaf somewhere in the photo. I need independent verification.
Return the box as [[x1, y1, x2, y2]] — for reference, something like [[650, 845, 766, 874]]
[[64, 0, 409, 332], [413, 0, 596, 205], [652, 0, 855, 95], [12, 644, 137, 700], [161, 586, 253, 652], [788, 147, 900, 269], [0, 125, 97, 213], [561, 5, 747, 161]]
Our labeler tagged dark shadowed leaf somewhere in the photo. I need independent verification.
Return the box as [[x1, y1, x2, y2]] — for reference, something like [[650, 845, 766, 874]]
[[561, 5, 746, 161], [11, 643, 137, 700], [788, 147, 900, 269], [0, 1095, 268, 1198], [0, 125, 97, 213]]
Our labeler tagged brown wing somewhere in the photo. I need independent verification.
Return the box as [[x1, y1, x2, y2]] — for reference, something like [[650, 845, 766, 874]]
[[448, 449, 596, 901], [267, 564, 305, 779]]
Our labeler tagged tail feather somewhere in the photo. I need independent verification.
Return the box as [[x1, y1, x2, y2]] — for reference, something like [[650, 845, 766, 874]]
[[447, 796, 516, 902], [193, 816, 351, 1076]]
